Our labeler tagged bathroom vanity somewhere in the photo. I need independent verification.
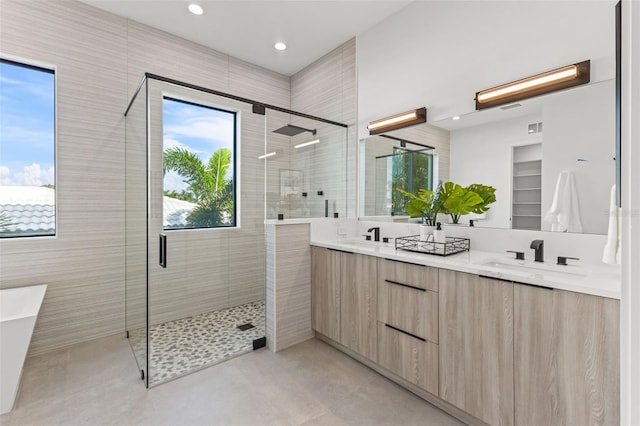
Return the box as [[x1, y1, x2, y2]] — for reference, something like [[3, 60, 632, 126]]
[[310, 239, 620, 426]]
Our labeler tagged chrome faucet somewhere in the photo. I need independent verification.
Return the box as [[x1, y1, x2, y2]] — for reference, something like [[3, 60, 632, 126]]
[[367, 227, 380, 242], [530, 239, 544, 262]]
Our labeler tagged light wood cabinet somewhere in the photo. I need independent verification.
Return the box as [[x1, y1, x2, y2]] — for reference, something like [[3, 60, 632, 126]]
[[311, 247, 377, 360], [313, 246, 620, 426], [377, 259, 439, 395], [311, 246, 341, 342], [514, 285, 620, 426], [340, 252, 377, 361], [378, 258, 438, 292], [377, 322, 439, 394], [378, 259, 439, 343], [439, 270, 514, 426]]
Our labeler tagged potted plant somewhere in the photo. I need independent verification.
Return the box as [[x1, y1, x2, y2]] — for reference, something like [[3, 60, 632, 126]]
[[437, 182, 484, 224], [395, 187, 440, 240], [466, 183, 497, 216]]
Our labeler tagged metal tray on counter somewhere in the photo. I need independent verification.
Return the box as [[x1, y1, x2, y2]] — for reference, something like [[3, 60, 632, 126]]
[[395, 235, 470, 256]]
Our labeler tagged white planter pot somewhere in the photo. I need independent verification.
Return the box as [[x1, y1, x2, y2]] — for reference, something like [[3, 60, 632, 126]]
[[419, 225, 436, 241]]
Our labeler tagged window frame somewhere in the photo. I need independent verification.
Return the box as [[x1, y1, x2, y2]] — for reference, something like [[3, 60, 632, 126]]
[[161, 95, 240, 231], [0, 56, 57, 239]]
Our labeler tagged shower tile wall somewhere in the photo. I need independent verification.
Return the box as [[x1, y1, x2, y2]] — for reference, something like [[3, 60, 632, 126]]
[[266, 223, 313, 351], [291, 38, 357, 218], [0, 0, 128, 355], [0, 0, 288, 354], [1, 0, 358, 355]]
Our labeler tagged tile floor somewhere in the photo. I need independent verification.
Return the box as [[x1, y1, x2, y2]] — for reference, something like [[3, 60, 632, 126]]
[[1, 335, 464, 426], [129, 300, 265, 386]]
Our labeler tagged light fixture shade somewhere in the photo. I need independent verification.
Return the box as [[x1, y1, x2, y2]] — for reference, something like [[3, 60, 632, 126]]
[[367, 107, 427, 135], [475, 60, 590, 110]]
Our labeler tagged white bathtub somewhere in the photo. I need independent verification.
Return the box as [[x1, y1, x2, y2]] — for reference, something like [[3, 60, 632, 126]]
[[0, 284, 47, 414]]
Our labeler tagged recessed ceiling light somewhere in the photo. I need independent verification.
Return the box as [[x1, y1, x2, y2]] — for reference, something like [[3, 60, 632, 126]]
[[452, 116, 460, 120], [274, 42, 287, 51], [188, 3, 204, 15]]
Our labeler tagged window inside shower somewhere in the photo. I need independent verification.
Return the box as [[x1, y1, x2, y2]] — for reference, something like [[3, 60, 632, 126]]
[[162, 97, 237, 230]]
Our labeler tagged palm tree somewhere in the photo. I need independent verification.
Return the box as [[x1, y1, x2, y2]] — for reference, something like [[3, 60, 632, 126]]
[[163, 147, 234, 227]]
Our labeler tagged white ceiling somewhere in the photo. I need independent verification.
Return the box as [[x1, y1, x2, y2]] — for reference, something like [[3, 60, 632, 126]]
[[80, 0, 412, 76]]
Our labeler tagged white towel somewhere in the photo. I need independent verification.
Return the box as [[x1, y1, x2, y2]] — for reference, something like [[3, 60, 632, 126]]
[[544, 171, 583, 233], [602, 184, 621, 264]]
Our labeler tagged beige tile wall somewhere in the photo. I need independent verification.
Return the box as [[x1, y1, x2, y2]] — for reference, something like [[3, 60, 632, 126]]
[[291, 38, 357, 217], [0, 0, 291, 354], [0, 0, 129, 355], [0, 0, 357, 355], [265, 223, 313, 351], [263, 38, 358, 352]]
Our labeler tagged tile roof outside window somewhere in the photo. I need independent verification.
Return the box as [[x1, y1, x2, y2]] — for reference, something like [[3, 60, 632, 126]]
[[0, 186, 196, 236]]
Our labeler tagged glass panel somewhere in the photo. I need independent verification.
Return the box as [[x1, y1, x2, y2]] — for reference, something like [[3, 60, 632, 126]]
[[146, 79, 266, 387], [374, 149, 434, 216], [0, 59, 55, 238], [124, 77, 148, 386], [265, 109, 348, 219], [162, 97, 237, 229]]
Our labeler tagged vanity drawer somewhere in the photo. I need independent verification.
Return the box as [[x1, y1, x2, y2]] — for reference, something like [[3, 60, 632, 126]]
[[377, 322, 438, 395], [378, 279, 438, 343], [379, 258, 438, 292]]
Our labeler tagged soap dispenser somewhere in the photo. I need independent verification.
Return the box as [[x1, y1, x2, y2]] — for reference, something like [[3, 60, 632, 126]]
[[434, 222, 446, 243]]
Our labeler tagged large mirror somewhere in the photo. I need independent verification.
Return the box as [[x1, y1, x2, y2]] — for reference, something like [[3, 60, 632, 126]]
[[359, 78, 615, 235]]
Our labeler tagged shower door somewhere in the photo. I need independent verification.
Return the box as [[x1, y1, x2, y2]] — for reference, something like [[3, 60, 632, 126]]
[[145, 78, 266, 387]]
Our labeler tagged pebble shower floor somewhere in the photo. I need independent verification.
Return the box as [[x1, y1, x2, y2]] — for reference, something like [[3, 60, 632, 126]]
[[129, 300, 265, 386]]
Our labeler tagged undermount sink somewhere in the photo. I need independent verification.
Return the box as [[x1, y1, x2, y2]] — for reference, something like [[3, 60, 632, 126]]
[[339, 239, 390, 248], [481, 259, 588, 280]]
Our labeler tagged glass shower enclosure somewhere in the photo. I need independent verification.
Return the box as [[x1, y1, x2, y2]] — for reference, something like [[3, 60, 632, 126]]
[[124, 74, 348, 387]]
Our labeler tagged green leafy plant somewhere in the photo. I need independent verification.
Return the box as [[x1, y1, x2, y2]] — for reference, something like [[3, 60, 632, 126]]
[[466, 183, 497, 215], [395, 187, 440, 226], [437, 182, 484, 224], [163, 147, 234, 227]]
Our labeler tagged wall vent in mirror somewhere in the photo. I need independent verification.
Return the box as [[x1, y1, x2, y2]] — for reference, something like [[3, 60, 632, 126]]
[[527, 122, 543, 134], [475, 60, 590, 110]]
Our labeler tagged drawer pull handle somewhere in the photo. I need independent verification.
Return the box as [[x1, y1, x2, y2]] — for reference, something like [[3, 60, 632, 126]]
[[384, 258, 425, 267], [478, 274, 553, 290], [327, 248, 354, 254], [385, 323, 426, 342], [384, 279, 426, 292]]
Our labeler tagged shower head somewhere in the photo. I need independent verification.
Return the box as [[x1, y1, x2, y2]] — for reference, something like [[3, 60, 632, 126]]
[[272, 124, 316, 137]]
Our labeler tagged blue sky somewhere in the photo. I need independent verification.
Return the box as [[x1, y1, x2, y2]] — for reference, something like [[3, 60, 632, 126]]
[[0, 60, 55, 186], [0, 65, 235, 192], [163, 97, 235, 192]]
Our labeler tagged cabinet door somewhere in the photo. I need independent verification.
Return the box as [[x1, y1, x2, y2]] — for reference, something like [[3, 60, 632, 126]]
[[377, 322, 438, 394], [340, 253, 377, 361], [311, 246, 341, 341], [439, 270, 514, 426], [514, 285, 619, 426]]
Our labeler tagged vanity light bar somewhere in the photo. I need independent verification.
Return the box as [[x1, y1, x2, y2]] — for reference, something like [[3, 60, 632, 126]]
[[258, 152, 277, 159], [367, 107, 427, 135], [475, 60, 590, 110], [294, 139, 320, 149]]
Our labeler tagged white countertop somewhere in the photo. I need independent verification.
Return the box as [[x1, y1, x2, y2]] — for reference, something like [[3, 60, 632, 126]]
[[311, 238, 621, 300]]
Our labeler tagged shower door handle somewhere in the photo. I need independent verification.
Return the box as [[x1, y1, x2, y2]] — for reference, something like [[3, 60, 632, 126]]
[[159, 234, 167, 268]]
